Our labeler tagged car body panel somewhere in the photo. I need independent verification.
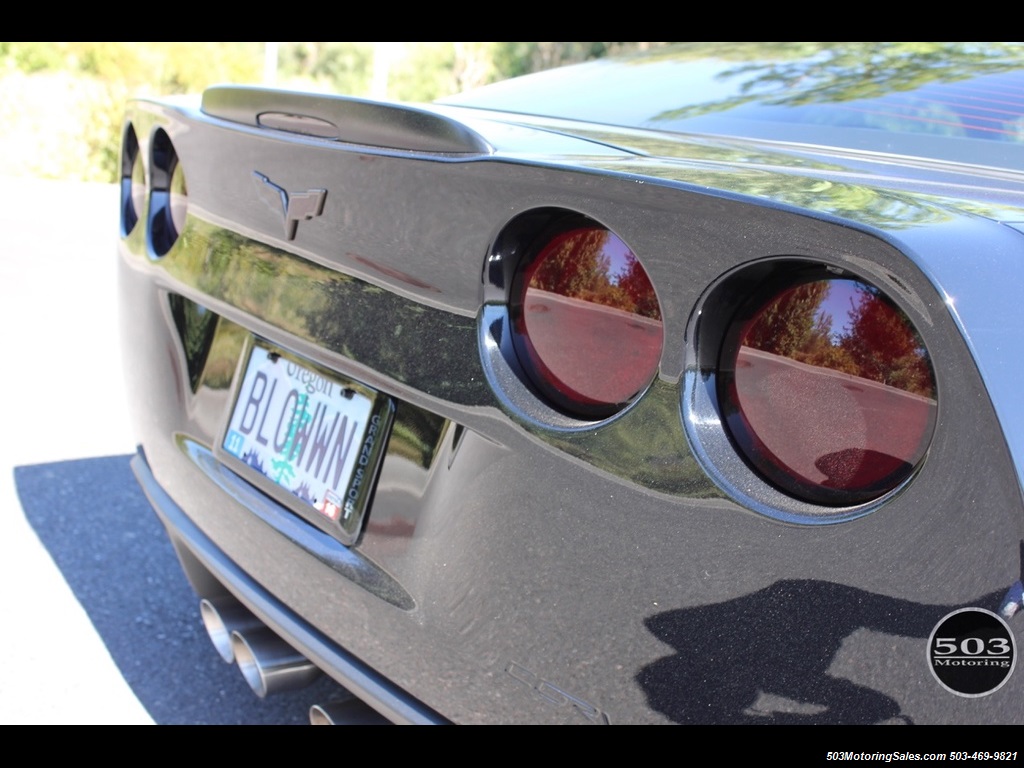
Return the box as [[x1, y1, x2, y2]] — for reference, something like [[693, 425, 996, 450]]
[[120, 45, 1024, 723]]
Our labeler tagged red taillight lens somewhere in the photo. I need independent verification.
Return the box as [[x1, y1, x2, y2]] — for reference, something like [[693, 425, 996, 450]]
[[719, 277, 937, 505], [512, 224, 663, 417]]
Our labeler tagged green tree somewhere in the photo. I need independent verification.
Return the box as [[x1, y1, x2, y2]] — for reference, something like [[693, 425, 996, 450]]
[[0, 42, 683, 180], [278, 42, 373, 95], [491, 42, 676, 80], [0, 43, 263, 182]]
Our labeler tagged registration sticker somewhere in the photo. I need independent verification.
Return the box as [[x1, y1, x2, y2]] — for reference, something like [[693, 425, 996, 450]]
[[220, 340, 392, 545]]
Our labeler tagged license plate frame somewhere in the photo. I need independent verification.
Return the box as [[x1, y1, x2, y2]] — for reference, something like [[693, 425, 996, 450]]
[[217, 337, 393, 546]]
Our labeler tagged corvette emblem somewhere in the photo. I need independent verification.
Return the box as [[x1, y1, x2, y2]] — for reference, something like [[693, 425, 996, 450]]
[[253, 171, 327, 240]]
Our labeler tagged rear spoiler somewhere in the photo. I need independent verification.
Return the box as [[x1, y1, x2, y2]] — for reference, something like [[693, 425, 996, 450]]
[[202, 85, 492, 156]]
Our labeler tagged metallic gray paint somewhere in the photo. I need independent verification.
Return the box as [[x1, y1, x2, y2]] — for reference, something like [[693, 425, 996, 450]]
[[202, 85, 493, 155], [120, 68, 1024, 723]]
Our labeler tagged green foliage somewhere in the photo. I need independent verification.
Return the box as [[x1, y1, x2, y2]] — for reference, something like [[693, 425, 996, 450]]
[[388, 42, 457, 102], [490, 42, 676, 80], [0, 70, 123, 181], [0, 42, 678, 180], [0, 42, 263, 182], [276, 42, 680, 101], [2, 42, 68, 73], [278, 42, 373, 95]]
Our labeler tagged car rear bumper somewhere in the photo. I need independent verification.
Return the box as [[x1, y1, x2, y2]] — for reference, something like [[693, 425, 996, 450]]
[[130, 449, 448, 725]]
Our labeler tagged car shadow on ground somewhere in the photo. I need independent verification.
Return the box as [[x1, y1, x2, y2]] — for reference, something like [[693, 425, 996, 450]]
[[15, 454, 347, 725]]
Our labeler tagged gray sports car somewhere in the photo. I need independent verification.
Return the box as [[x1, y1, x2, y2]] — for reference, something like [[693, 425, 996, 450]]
[[120, 42, 1024, 724]]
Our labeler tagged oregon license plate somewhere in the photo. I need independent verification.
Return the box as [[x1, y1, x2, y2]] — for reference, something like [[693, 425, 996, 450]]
[[220, 340, 393, 545]]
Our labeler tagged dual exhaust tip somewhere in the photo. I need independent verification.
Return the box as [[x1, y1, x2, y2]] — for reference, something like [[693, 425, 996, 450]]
[[200, 596, 321, 698], [199, 596, 388, 724]]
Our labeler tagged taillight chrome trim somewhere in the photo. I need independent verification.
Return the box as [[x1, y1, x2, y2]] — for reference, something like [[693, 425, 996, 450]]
[[148, 128, 187, 257], [683, 257, 938, 523], [480, 208, 664, 427], [120, 123, 143, 237]]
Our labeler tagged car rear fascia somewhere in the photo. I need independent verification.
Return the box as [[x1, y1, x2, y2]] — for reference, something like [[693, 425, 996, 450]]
[[120, 92, 1024, 724]]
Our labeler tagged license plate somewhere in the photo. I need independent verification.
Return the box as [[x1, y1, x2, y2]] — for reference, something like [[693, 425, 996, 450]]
[[219, 340, 393, 546]]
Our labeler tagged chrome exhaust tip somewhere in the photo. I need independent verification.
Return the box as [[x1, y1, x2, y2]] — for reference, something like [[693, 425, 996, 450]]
[[199, 597, 264, 664], [310, 700, 391, 725], [230, 626, 322, 698]]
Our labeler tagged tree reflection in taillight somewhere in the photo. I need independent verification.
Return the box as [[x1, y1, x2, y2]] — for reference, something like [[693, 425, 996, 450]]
[[512, 224, 663, 418], [719, 277, 937, 505]]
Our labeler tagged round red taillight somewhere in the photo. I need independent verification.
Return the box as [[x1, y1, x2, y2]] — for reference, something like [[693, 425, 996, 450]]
[[718, 276, 937, 505], [511, 223, 663, 418]]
